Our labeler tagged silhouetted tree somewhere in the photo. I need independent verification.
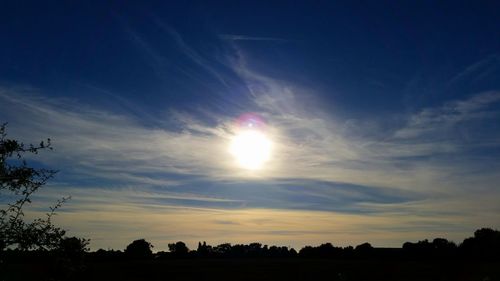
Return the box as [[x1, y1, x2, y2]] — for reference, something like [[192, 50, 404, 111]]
[[343, 246, 355, 259], [402, 237, 459, 260], [197, 241, 213, 257], [89, 248, 125, 261], [316, 243, 333, 258], [51, 236, 90, 279], [0, 123, 70, 251], [58, 236, 90, 261], [460, 228, 500, 259], [268, 245, 294, 258], [431, 238, 457, 258], [403, 239, 431, 259], [191, 242, 298, 258], [355, 242, 373, 258], [0, 123, 90, 281], [299, 243, 343, 258], [168, 241, 189, 257], [213, 243, 232, 257], [125, 239, 153, 259], [247, 242, 263, 257], [231, 244, 246, 257], [299, 245, 314, 257], [432, 238, 456, 250]]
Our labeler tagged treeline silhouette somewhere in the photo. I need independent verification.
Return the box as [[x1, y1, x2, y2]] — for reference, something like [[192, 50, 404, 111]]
[[84, 227, 500, 261], [3, 227, 499, 263]]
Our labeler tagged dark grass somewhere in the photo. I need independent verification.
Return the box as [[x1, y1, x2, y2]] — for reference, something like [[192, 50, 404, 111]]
[[4, 258, 500, 281]]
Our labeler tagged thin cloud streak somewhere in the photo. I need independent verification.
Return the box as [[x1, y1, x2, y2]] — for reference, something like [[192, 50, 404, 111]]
[[394, 91, 500, 139], [448, 54, 500, 86], [153, 18, 232, 89]]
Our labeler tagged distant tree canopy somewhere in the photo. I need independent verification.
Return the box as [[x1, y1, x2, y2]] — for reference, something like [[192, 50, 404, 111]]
[[168, 241, 189, 257], [461, 228, 500, 259], [300, 243, 343, 258], [125, 239, 153, 259], [402, 238, 458, 258], [59, 236, 90, 259]]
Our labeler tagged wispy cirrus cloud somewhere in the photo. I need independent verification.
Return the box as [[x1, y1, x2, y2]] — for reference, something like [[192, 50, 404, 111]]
[[448, 54, 500, 86], [228, 50, 500, 192], [220, 34, 288, 42], [152, 18, 233, 89], [0, 87, 235, 182], [2, 43, 500, 249], [394, 91, 500, 139]]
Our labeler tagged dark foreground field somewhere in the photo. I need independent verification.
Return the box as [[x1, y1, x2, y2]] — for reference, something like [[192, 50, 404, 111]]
[[4, 258, 500, 281]]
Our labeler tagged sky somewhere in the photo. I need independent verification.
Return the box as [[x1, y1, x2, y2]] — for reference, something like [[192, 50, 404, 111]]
[[1, 1, 500, 251]]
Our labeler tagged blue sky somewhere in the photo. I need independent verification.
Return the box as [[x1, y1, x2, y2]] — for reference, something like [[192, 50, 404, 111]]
[[1, 1, 500, 250]]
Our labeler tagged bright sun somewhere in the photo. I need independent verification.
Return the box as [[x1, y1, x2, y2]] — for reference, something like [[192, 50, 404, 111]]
[[230, 130, 272, 170]]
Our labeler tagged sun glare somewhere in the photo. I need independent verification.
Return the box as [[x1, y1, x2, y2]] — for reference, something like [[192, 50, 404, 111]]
[[230, 130, 272, 170]]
